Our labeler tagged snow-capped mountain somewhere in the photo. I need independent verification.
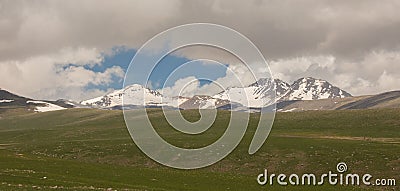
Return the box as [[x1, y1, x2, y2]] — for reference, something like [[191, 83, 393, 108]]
[[280, 77, 352, 101], [212, 78, 292, 108], [207, 77, 351, 108], [80, 77, 352, 110], [81, 84, 165, 107], [248, 78, 291, 98]]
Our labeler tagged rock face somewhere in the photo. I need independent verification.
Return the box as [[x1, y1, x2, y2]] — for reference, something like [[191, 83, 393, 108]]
[[212, 77, 351, 107], [249, 78, 291, 98], [179, 95, 230, 110], [213, 78, 291, 107], [0, 89, 30, 106]]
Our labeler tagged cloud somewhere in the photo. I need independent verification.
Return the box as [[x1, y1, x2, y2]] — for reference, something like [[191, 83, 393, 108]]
[[160, 76, 200, 97], [0, 47, 124, 101], [269, 50, 400, 95], [159, 76, 228, 97], [1, 0, 400, 98], [166, 50, 400, 97], [3, 0, 400, 60], [269, 55, 336, 83], [0, 0, 181, 61], [159, 63, 264, 97]]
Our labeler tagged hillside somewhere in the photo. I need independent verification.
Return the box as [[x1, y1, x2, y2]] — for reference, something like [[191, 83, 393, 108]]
[[0, 108, 398, 190], [278, 90, 400, 112], [279, 77, 351, 100], [337, 91, 400, 109]]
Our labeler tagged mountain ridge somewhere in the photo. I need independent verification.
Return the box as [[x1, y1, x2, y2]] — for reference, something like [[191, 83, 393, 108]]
[[2, 83, 400, 113], [80, 77, 352, 109], [280, 77, 352, 101]]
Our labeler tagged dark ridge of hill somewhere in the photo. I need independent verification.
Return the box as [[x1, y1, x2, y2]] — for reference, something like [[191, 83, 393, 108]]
[[0, 89, 76, 116], [0, 89, 31, 107], [276, 96, 369, 112], [276, 90, 400, 112], [336, 91, 400, 110], [276, 100, 300, 110], [47, 99, 76, 108]]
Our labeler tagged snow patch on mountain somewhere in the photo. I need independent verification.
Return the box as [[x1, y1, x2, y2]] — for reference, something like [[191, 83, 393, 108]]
[[0, 99, 14, 103], [27, 100, 67, 112]]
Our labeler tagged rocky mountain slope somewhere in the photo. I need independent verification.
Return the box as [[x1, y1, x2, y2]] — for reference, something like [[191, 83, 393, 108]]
[[280, 77, 351, 101], [179, 95, 230, 109], [212, 78, 289, 108]]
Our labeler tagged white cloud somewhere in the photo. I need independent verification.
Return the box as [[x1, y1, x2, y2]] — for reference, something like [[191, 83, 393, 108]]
[[269, 55, 336, 83], [268, 51, 400, 95], [156, 48, 400, 98], [0, 47, 124, 101], [377, 71, 399, 92], [1, 0, 400, 98], [159, 63, 263, 97], [160, 76, 200, 97]]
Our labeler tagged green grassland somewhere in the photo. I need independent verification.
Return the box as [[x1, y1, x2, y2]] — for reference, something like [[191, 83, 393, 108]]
[[0, 108, 399, 190]]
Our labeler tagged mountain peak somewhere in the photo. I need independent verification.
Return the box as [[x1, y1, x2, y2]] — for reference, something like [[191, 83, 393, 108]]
[[281, 77, 352, 100], [81, 84, 164, 107], [298, 77, 327, 83], [124, 84, 145, 89], [249, 78, 273, 87]]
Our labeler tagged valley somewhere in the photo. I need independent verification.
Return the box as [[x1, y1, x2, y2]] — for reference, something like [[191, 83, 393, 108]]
[[0, 108, 398, 190]]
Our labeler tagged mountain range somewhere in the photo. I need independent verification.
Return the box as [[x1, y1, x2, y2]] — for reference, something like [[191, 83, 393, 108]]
[[80, 77, 352, 110], [2, 77, 400, 113]]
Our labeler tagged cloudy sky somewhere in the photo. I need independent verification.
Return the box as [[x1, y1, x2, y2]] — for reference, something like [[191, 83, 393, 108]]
[[1, 0, 400, 101]]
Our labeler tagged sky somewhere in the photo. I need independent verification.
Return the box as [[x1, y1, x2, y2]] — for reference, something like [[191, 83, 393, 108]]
[[1, 0, 400, 101]]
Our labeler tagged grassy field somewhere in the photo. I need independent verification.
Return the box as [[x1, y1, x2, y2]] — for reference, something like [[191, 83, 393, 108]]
[[0, 108, 399, 190]]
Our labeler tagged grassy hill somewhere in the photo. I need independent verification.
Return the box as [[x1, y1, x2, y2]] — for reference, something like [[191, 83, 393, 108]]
[[0, 108, 399, 190]]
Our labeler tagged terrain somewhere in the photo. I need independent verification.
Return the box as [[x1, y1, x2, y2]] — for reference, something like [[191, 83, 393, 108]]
[[0, 108, 398, 190], [3, 76, 400, 113]]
